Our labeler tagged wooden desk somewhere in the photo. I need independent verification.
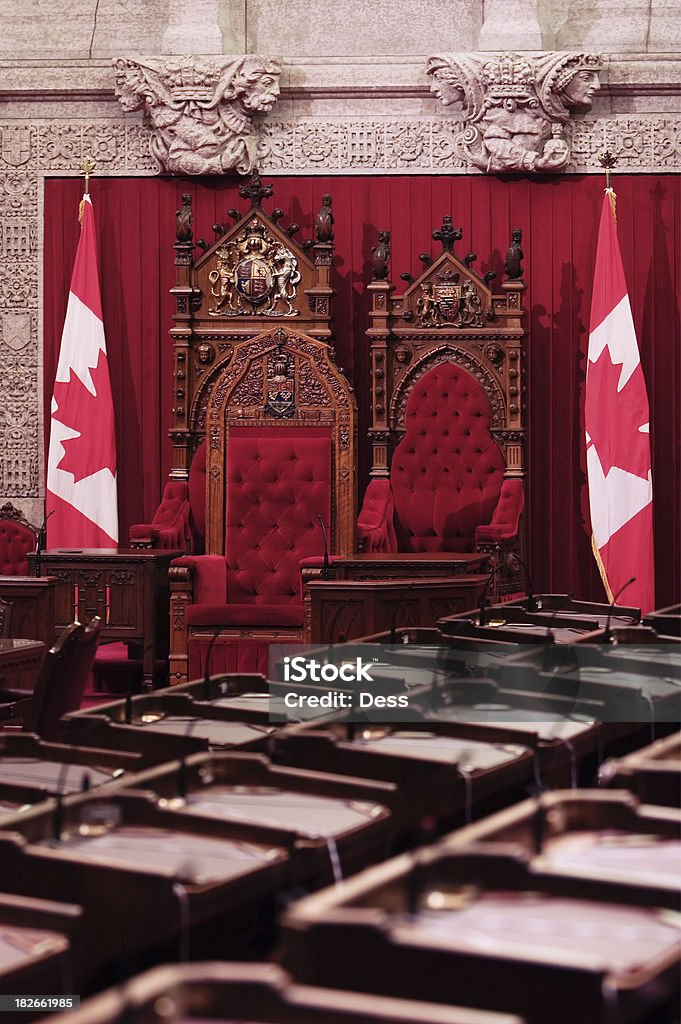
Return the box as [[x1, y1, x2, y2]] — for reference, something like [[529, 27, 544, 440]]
[[0, 638, 45, 693], [308, 575, 489, 643], [28, 549, 181, 686], [303, 554, 489, 640], [0, 575, 59, 644], [316, 552, 488, 580]]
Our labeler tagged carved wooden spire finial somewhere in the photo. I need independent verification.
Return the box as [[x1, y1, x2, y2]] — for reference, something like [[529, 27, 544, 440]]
[[176, 193, 193, 243], [433, 215, 463, 253], [239, 170, 273, 209]]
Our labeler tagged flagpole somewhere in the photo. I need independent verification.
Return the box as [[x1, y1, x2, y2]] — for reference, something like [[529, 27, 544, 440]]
[[79, 155, 96, 222], [598, 149, 617, 220]]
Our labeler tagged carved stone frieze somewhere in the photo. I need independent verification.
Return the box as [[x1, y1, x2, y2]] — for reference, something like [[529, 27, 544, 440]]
[[112, 55, 281, 175], [426, 51, 603, 173]]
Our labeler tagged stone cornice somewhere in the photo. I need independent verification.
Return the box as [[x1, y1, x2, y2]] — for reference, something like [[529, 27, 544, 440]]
[[2, 54, 681, 101]]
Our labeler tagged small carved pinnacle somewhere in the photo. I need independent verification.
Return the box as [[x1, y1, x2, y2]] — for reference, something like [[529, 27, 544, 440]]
[[401, 272, 414, 284], [239, 170, 272, 209], [315, 194, 334, 243], [212, 222, 225, 236], [464, 252, 477, 267], [271, 208, 285, 222], [419, 253, 432, 266], [371, 230, 390, 280], [302, 239, 315, 251], [484, 271, 497, 286], [287, 223, 300, 237], [504, 228, 524, 280], [195, 239, 209, 252], [175, 193, 192, 243], [227, 209, 241, 222], [432, 215, 463, 253]]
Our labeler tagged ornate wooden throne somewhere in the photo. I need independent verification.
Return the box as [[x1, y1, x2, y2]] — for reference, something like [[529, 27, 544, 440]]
[[358, 218, 527, 592], [152, 177, 356, 683]]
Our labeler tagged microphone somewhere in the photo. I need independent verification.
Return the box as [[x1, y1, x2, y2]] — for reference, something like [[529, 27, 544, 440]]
[[513, 552, 536, 612], [203, 626, 223, 701], [478, 551, 502, 626], [35, 508, 54, 577], [603, 577, 637, 644], [317, 514, 330, 580]]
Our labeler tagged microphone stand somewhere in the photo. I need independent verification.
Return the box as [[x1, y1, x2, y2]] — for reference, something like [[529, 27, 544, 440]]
[[478, 552, 502, 626], [317, 514, 330, 580], [603, 577, 637, 644], [202, 626, 223, 701], [35, 508, 54, 578]]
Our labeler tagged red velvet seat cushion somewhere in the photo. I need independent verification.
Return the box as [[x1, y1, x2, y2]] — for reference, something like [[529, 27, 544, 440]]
[[225, 427, 331, 605], [0, 518, 36, 575], [391, 362, 505, 552], [186, 603, 304, 628]]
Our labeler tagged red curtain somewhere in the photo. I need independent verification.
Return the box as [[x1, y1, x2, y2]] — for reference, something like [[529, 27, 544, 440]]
[[44, 174, 681, 607]]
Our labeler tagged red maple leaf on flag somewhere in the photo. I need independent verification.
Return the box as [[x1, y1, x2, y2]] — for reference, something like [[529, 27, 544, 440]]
[[52, 349, 117, 483], [585, 346, 650, 479]]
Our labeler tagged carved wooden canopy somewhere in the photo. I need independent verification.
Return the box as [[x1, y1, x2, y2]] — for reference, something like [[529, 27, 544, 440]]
[[168, 175, 356, 556], [366, 219, 527, 483]]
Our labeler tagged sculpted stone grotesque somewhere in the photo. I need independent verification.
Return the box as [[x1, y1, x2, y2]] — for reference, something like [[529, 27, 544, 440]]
[[427, 52, 602, 174], [113, 55, 281, 175]]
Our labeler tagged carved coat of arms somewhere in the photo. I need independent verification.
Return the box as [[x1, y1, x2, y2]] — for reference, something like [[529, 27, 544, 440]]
[[209, 219, 301, 317], [415, 272, 484, 328]]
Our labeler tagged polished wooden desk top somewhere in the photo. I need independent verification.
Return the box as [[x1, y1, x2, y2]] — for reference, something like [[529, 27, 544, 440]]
[[330, 553, 487, 565], [0, 637, 45, 659], [37, 549, 182, 561]]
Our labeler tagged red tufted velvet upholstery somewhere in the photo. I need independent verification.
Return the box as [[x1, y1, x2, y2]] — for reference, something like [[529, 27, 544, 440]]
[[356, 478, 397, 552], [186, 603, 304, 627], [475, 477, 524, 544], [129, 481, 191, 551], [171, 428, 332, 678], [358, 362, 508, 554], [224, 427, 331, 605], [0, 516, 37, 576], [129, 441, 206, 553]]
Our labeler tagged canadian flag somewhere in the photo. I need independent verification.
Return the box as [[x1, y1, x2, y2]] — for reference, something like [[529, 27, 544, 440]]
[[47, 192, 118, 548], [585, 191, 654, 613]]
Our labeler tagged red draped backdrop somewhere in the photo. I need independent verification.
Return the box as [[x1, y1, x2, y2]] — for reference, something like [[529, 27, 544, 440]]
[[43, 174, 681, 607]]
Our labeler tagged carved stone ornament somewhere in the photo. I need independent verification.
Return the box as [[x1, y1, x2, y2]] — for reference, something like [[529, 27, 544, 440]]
[[112, 55, 282, 175], [427, 51, 602, 173], [208, 218, 301, 317]]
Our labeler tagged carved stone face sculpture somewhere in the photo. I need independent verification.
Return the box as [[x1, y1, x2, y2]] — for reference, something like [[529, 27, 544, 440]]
[[240, 65, 281, 113], [429, 72, 465, 109], [560, 68, 600, 107]]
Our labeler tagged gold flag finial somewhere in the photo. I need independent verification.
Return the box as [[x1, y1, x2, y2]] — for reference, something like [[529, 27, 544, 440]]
[[80, 155, 96, 193], [79, 156, 96, 223], [598, 150, 617, 219]]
